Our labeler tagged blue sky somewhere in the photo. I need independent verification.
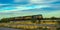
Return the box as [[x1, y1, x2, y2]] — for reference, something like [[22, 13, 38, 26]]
[[0, 0, 60, 19]]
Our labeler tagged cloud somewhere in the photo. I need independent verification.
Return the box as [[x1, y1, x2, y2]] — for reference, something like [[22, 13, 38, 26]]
[[0, 4, 11, 6], [0, 0, 60, 19], [30, 0, 58, 4], [0, 5, 50, 12], [14, 0, 29, 4]]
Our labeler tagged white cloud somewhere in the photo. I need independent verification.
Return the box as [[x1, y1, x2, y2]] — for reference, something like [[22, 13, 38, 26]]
[[0, 5, 50, 12], [0, 4, 10, 6], [30, 0, 57, 4]]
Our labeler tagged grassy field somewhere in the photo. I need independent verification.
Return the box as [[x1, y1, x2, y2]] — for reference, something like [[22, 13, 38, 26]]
[[0, 21, 39, 29], [0, 20, 59, 30]]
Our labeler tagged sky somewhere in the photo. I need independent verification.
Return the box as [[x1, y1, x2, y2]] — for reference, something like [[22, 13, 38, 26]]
[[0, 0, 60, 19]]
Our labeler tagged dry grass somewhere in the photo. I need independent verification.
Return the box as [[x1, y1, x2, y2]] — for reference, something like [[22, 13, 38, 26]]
[[0, 20, 58, 29], [0, 21, 38, 29]]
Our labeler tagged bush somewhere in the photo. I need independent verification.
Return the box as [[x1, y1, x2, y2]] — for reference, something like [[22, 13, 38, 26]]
[[0, 18, 10, 23]]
